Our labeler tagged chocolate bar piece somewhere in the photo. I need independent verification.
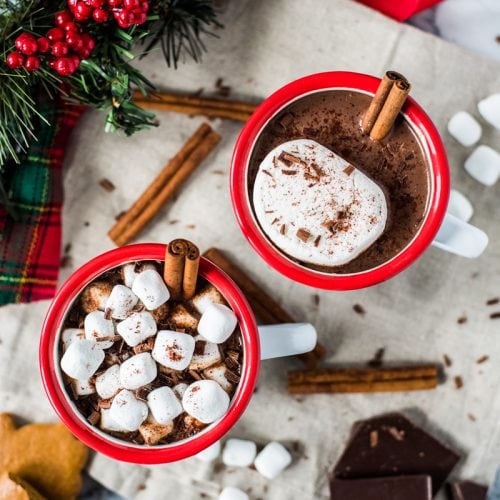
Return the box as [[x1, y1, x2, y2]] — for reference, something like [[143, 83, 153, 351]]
[[333, 413, 461, 494], [450, 481, 487, 500], [330, 475, 432, 500]]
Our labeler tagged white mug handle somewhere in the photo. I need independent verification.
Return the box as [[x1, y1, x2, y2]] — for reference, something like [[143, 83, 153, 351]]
[[432, 212, 488, 258], [258, 323, 317, 360]]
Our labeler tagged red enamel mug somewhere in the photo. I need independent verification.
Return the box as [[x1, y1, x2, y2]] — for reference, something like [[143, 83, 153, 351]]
[[230, 71, 488, 291], [39, 243, 316, 464]]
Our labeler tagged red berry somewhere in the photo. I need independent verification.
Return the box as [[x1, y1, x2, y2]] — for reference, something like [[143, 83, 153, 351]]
[[81, 34, 95, 52], [19, 38, 38, 55], [52, 41, 69, 57], [54, 57, 76, 76], [88, 0, 105, 6], [46, 27, 65, 42], [55, 10, 73, 26], [141, 1, 149, 12], [6, 51, 24, 69], [74, 1, 92, 20], [70, 54, 81, 70], [93, 8, 109, 22], [62, 21, 79, 32], [114, 9, 132, 27], [67, 0, 78, 10], [108, 0, 122, 6], [24, 55, 40, 72], [130, 10, 146, 24], [66, 31, 83, 50], [48, 58, 57, 70], [123, 0, 139, 9], [37, 37, 50, 53]]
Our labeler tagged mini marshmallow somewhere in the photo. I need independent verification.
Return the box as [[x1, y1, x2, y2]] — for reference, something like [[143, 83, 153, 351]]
[[100, 408, 129, 433], [447, 111, 481, 147], [191, 284, 226, 314], [95, 364, 121, 400], [61, 339, 104, 381], [203, 363, 233, 393], [84, 310, 115, 349], [61, 328, 84, 350], [116, 311, 157, 347], [119, 352, 157, 390], [121, 262, 156, 288], [132, 269, 170, 310], [109, 389, 148, 432], [105, 284, 138, 320], [190, 335, 222, 370], [222, 439, 257, 467], [478, 93, 500, 130], [139, 417, 173, 445], [254, 441, 292, 479], [169, 303, 199, 331], [173, 383, 188, 400], [195, 440, 221, 462], [219, 487, 249, 500], [70, 378, 95, 397], [464, 145, 500, 186], [182, 380, 230, 424], [81, 281, 112, 313], [198, 303, 237, 344], [448, 189, 474, 222], [147, 386, 183, 424], [152, 330, 195, 371]]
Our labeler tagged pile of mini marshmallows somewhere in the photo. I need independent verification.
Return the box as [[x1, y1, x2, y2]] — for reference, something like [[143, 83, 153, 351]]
[[60, 263, 239, 438], [196, 438, 293, 500], [447, 93, 500, 186]]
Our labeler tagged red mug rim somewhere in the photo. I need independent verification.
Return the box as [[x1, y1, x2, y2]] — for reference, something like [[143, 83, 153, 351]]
[[39, 243, 260, 464], [230, 71, 450, 290]]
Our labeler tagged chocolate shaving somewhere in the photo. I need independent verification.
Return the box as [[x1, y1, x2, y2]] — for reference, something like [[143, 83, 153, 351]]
[[98, 399, 112, 409], [87, 410, 100, 426], [225, 369, 240, 384], [476, 355, 489, 364], [487, 298, 499, 306], [104, 308, 112, 320], [353, 304, 366, 315], [99, 178, 115, 192], [370, 430, 378, 448], [490, 312, 500, 319], [367, 348, 385, 368], [443, 354, 452, 367], [194, 340, 207, 356], [280, 224, 286, 235], [457, 315, 467, 324], [296, 228, 311, 243], [282, 169, 298, 175], [133, 337, 155, 354], [189, 370, 203, 381], [310, 163, 324, 177], [135, 386, 151, 401], [343, 164, 355, 176], [278, 151, 304, 166], [387, 426, 405, 441], [313, 235, 321, 247], [454, 376, 464, 389], [262, 169, 273, 177]]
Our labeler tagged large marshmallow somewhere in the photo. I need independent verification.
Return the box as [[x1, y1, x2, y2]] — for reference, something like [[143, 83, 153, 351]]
[[222, 439, 257, 467], [173, 383, 188, 400], [198, 303, 237, 344], [121, 262, 156, 288], [81, 281, 112, 313], [253, 139, 388, 267], [219, 487, 249, 500], [190, 335, 222, 370], [84, 310, 115, 349], [478, 93, 500, 130], [132, 269, 170, 310], [100, 408, 129, 433], [447, 111, 481, 147], [105, 284, 138, 320], [139, 417, 173, 445], [95, 364, 122, 400], [109, 389, 148, 432], [152, 330, 195, 371], [119, 352, 157, 390], [254, 441, 292, 479], [70, 378, 95, 397], [203, 363, 233, 393], [116, 311, 157, 347], [61, 339, 104, 381], [61, 328, 84, 350], [191, 284, 226, 315], [195, 440, 221, 462], [147, 386, 183, 424], [464, 145, 500, 186], [182, 380, 230, 424]]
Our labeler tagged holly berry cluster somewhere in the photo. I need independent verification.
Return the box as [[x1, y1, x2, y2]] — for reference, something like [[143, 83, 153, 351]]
[[68, 0, 150, 28]]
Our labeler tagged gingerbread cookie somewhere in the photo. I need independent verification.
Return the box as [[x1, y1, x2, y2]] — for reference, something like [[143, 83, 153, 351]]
[[0, 414, 88, 499], [0, 473, 46, 500]]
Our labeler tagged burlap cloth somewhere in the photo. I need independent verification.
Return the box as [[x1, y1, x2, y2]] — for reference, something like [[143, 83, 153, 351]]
[[1, 0, 500, 498]]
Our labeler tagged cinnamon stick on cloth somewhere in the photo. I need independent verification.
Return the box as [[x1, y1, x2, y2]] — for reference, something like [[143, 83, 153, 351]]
[[288, 364, 439, 394], [203, 247, 326, 368], [164, 239, 200, 300], [362, 70, 411, 141], [108, 123, 220, 246], [133, 90, 259, 122]]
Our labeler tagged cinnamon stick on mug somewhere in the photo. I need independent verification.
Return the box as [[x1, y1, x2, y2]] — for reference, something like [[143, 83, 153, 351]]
[[164, 239, 200, 300], [362, 71, 411, 141]]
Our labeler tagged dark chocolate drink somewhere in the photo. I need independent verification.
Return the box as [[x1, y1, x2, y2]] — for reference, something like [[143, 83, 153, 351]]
[[248, 90, 430, 273]]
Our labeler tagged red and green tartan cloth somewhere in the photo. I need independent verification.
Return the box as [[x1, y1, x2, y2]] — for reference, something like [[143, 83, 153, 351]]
[[0, 101, 84, 305]]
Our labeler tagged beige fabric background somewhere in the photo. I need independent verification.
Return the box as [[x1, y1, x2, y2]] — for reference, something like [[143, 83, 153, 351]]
[[1, 0, 500, 498]]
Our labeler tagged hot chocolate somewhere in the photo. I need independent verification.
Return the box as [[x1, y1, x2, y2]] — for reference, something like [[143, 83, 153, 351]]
[[248, 89, 430, 274]]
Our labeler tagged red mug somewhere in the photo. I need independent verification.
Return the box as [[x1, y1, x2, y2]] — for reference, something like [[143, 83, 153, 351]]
[[39, 243, 316, 464], [230, 71, 488, 291]]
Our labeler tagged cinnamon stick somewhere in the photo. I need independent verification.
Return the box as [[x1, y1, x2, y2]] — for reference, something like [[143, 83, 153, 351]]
[[164, 239, 188, 299], [108, 123, 220, 246], [203, 247, 326, 367], [288, 365, 438, 394], [133, 90, 259, 122], [183, 241, 200, 300]]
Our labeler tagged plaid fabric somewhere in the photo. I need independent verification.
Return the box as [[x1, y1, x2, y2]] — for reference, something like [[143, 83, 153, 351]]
[[0, 101, 84, 305]]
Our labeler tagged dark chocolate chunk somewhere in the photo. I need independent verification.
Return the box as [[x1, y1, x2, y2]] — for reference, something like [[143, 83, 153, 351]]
[[330, 475, 432, 500], [449, 480, 487, 500], [333, 413, 461, 494]]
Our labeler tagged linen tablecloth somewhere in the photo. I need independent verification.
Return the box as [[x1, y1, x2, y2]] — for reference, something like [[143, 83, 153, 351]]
[[1, 0, 500, 498]]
